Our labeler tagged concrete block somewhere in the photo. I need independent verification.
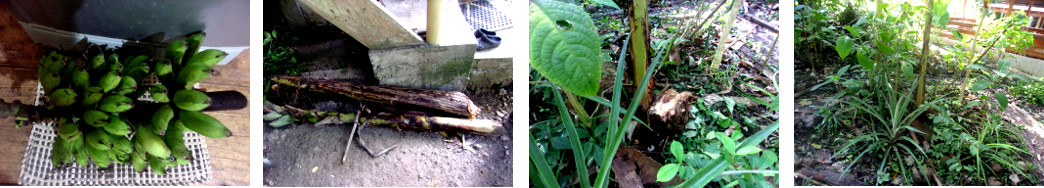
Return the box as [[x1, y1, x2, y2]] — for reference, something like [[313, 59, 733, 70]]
[[369, 44, 477, 91], [468, 57, 512, 88]]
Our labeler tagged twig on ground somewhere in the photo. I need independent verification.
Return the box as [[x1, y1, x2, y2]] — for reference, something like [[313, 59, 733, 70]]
[[342, 104, 365, 164], [356, 128, 399, 158]]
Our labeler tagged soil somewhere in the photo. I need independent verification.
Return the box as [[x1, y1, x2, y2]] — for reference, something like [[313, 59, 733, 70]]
[[263, 86, 513, 187]]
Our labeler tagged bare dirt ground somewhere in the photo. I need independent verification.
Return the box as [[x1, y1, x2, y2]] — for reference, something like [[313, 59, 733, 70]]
[[263, 86, 512, 187]]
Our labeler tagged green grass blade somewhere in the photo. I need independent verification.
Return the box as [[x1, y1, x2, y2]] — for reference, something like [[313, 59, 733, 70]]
[[529, 135, 560, 187], [582, 96, 649, 127], [600, 33, 668, 188], [738, 121, 779, 149], [593, 34, 630, 188], [677, 156, 729, 187], [552, 86, 591, 188]]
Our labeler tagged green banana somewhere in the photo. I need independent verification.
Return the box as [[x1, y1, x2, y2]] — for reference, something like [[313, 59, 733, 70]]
[[81, 86, 104, 107], [57, 122, 82, 141], [166, 40, 188, 67], [97, 71, 122, 93], [83, 109, 110, 127], [148, 154, 166, 175], [125, 63, 150, 81], [164, 119, 191, 160], [73, 146, 89, 167], [51, 136, 72, 168], [130, 144, 147, 172], [106, 54, 121, 73], [98, 95, 133, 113], [85, 141, 111, 168], [152, 104, 174, 135], [104, 116, 132, 136], [184, 49, 227, 68], [40, 72, 62, 94], [176, 63, 213, 89], [154, 59, 173, 79], [173, 89, 210, 111], [111, 137, 133, 163], [183, 32, 205, 64], [48, 88, 77, 107], [89, 54, 105, 71], [149, 84, 170, 103], [64, 131, 85, 151], [71, 67, 90, 90], [133, 125, 171, 158], [125, 55, 147, 69], [115, 75, 137, 95], [179, 110, 231, 138], [40, 52, 65, 74], [85, 130, 112, 150]]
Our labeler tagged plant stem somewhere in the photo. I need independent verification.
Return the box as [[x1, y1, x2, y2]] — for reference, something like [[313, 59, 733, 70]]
[[564, 90, 593, 127], [710, 0, 741, 72], [915, 0, 933, 106]]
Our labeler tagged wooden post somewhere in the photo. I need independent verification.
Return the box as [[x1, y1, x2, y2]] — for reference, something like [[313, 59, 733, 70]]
[[1009, 0, 1016, 15], [427, 0, 445, 45], [298, 0, 424, 49]]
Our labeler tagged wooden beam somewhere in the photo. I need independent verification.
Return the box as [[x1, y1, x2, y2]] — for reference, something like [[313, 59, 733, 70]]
[[298, 0, 424, 50]]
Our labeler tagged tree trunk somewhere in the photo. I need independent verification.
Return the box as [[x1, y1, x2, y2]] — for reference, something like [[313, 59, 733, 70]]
[[270, 75, 480, 118]]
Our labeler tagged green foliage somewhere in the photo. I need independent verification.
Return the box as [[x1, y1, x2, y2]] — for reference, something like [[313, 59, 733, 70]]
[[804, 0, 1039, 185], [1010, 80, 1044, 106], [529, 0, 604, 96], [263, 30, 307, 76], [835, 36, 854, 59]]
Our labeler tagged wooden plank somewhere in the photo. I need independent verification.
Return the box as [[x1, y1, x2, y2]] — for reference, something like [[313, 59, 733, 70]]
[[298, 0, 424, 50], [194, 52, 250, 186]]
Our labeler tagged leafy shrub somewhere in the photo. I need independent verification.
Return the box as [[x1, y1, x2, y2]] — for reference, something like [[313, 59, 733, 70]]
[[1010, 80, 1044, 106]]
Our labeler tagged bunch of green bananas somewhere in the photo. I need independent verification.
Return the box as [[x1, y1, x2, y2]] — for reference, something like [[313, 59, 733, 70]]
[[40, 32, 232, 175]]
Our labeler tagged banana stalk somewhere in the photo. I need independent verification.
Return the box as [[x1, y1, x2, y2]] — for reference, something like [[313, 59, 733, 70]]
[[281, 105, 502, 135], [270, 76, 480, 118]]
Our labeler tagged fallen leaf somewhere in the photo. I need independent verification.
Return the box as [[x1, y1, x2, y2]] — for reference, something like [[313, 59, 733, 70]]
[[799, 99, 813, 106], [810, 143, 822, 149]]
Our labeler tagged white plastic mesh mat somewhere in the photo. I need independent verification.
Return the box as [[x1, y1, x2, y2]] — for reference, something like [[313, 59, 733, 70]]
[[19, 83, 213, 186], [460, 0, 513, 31]]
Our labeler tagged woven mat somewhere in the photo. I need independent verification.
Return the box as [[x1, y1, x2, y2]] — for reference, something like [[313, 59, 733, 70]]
[[19, 83, 213, 186], [460, 0, 513, 31]]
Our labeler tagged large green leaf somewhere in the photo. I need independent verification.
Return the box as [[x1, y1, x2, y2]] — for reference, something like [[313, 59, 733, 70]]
[[857, 51, 873, 70], [874, 40, 894, 54], [971, 79, 990, 92], [835, 36, 854, 59], [996, 93, 1009, 112], [530, 0, 604, 96], [932, 0, 950, 26]]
